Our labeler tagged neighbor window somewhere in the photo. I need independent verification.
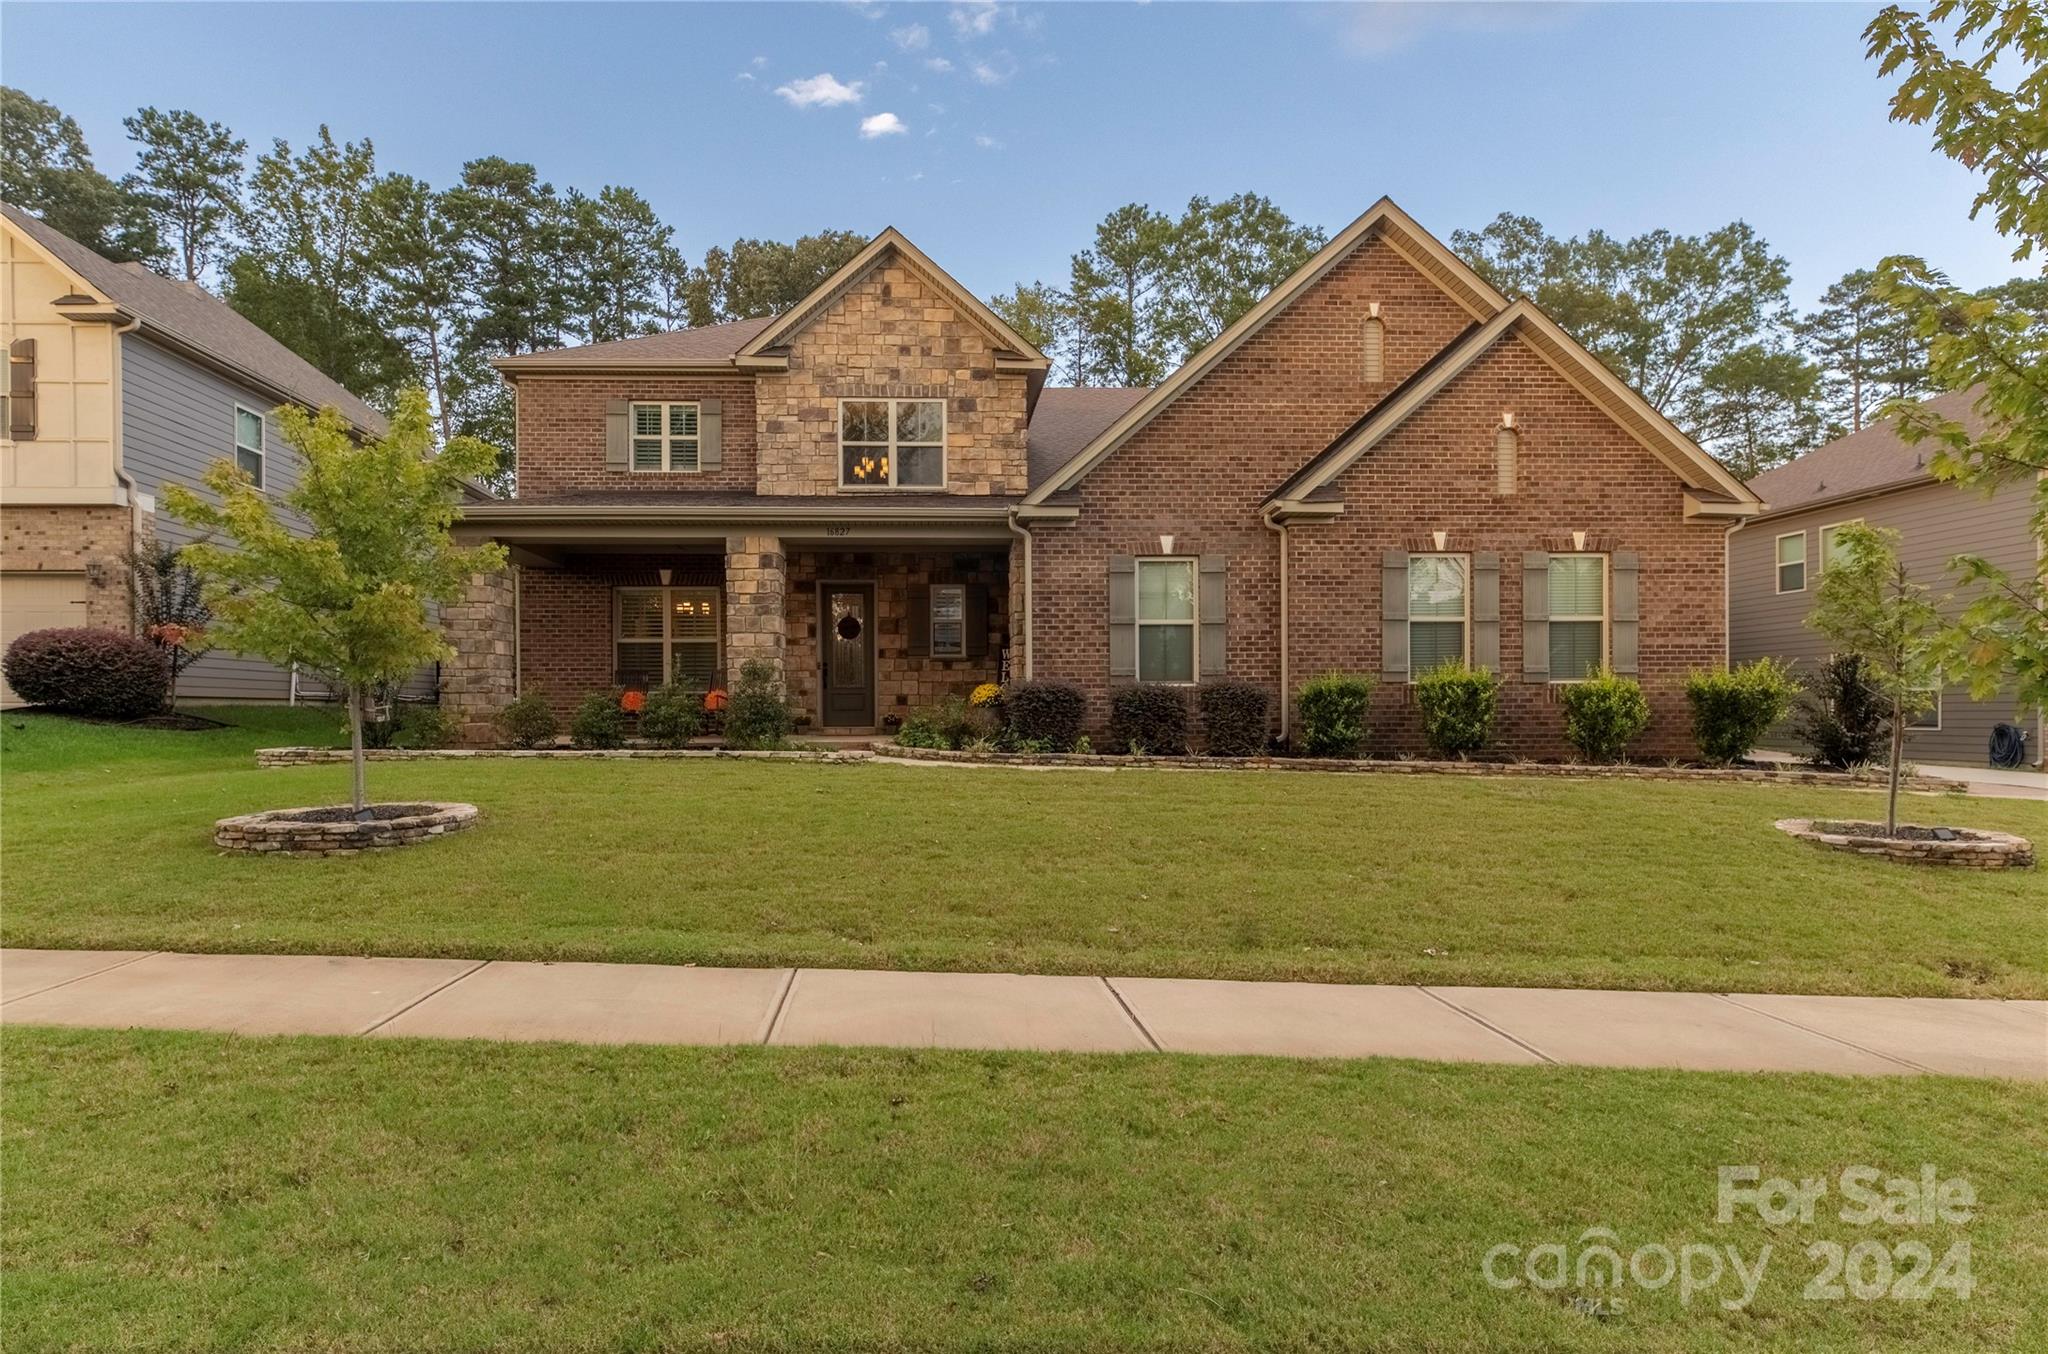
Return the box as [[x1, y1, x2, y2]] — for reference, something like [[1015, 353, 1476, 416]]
[[1775, 531, 1806, 593], [1818, 520, 1859, 572], [1408, 553, 1469, 676], [1547, 554, 1607, 682], [930, 583, 967, 658], [630, 402, 700, 472], [1905, 688, 1942, 731], [616, 586, 721, 688], [234, 405, 265, 487], [840, 398, 944, 488], [1135, 557, 1197, 683]]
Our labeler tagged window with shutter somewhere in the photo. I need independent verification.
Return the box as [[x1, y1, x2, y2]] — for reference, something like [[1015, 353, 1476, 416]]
[[1407, 554, 1469, 676], [1135, 558, 1197, 683], [616, 586, 721, 687], [1546, 555, 1607, 682], [929, 584, 967, 658], [629, 402, 701, 472]]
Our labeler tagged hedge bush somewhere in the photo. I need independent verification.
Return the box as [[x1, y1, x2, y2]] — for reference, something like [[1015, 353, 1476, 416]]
[[1295, 672, 1374, 758], [1411, 663, 1498, 758], [570, 691, 629, 749], [1108, 683, 1190, 754], [1558, 670, 1651, 763], [1685, 658, 1801, 765], [1, 627, 168, 719], [1794, 653, 1888, 769], [494, 692, 559, 748], [1198, 679, 1270, 756], [389, 703, 457, 749], [1004, 679, 1086, 750], [723, 658, 793, 750], [639, 682, 703, 748]]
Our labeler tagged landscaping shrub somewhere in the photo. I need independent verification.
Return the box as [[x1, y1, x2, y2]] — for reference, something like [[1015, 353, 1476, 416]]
[[1198, 679, 1270, 756], [1794, 653, 1888, 769], [1558, 670, 1651, 763], [1004, 679, 1086, 750], [1294, 672, 1374, 758], [494, 692, 559, 749], [639, 682, 703, 749], [1109, 683, 1190, 754], [1411, 663, 1498, 758], [389, 703, 458, 750], [1, 627, 168, 719], [1685, 658, 1801, 765], [570, 691, 629, 749], [897, 695, 995, 750], [894, 710, 949, 749], [723, 659, 793, 750]]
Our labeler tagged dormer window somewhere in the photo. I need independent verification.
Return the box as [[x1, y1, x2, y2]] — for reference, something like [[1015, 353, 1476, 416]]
[[631, 402, 701, 472], [840, 398, 945, 488]]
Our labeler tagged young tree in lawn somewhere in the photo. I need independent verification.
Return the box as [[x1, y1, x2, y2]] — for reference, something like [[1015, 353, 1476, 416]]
[[1807, 523, 1947, 835], [1864, 0, 2048, 715], [163, 389, 506, 816], [120, 107, 246, 283], [128, 539, 212, 712]]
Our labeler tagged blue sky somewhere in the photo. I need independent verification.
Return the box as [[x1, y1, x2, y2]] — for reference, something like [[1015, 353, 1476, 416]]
[[3, 2, 2020, 308]]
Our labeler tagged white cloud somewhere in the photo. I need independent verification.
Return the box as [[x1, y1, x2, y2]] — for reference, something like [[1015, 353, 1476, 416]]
[[924, 56, 954, 73], [736, 70, 756, 83], [970, 58, 1013, 85], [974, 133, 1002, 150], [775, 73, 865, 108], [1323, 2, 1581, 58], [951, 2, 1000, 37], [891, 22, 930, 51], [860, 112, 909, 138], [751, 55, 768, 68]]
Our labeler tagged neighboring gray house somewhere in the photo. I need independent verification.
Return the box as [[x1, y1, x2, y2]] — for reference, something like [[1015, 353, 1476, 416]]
[[1730, 388, 2042, 769], [1, 202, 436, 705]]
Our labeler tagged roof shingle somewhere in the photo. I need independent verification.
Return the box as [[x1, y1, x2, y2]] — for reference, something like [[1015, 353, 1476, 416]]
[[1026, 386, 1150, 489], [1747, 387, 1986, 515]]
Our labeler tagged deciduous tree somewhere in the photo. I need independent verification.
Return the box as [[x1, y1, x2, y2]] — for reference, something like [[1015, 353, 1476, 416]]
[[1, 86, 161, 264]]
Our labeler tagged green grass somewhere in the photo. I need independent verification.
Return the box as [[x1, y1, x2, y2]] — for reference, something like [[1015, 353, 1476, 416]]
[[4, 1027, 2042, 1352], [2, 706, 2043, 997]]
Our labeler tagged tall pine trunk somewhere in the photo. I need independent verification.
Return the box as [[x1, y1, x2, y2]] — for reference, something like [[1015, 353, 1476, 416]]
[[347, 687, 370, 819]]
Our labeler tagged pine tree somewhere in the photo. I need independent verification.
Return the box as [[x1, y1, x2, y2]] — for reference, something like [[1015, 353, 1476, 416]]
[[120, 107, 246, 282]]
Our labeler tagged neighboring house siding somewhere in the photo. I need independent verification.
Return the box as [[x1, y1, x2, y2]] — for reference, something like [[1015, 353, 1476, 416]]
[[122, 335, 434, 703], [1729, 477, 2039, 767]]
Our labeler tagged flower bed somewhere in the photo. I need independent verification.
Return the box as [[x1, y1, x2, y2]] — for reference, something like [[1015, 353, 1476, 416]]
[[254, 746, 873, 768], [879, 745, 1955, 790], [1775, 819, 2033, 868], [214, 802, 479, 856]]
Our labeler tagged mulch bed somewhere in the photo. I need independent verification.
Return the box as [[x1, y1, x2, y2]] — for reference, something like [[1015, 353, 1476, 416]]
[[6, 707, 228, 731], [269, 804, 441, 824]]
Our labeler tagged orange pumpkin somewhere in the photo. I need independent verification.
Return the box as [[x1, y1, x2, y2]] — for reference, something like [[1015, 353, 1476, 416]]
[[620, 689, 646, 714], [703, 687, 729, 713]]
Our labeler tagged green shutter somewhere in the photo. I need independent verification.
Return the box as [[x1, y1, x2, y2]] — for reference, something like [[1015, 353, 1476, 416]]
[[1108, 555, 1136, 679], [700, 399, 722, 468], [1521, 551, 1550, 683], [605, 400, 630, 470], [1381, 549, 1409, 682], [1472, 552, 1500, 672], [1198, 554, 1227, 677], [1611, 551, 1639, 675]]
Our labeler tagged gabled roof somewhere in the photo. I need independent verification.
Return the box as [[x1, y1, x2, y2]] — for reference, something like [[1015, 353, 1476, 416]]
[[1747, 387, 1985, 517], [734, 227, 1050, 369], [2, 201, 386, 435], [493, 316, 776, 374], [1267, 300, 1760, 515], [1021, 197, 1510, 505], [1027, 387, 1150, 489]]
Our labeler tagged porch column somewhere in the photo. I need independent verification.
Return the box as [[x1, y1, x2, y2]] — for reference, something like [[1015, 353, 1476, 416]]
[[441, 566, 517, 746], [723, 533, 786, 685]]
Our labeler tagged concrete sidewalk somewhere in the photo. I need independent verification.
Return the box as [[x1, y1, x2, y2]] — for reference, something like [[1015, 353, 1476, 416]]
[[3, 949, 2042, 1079]]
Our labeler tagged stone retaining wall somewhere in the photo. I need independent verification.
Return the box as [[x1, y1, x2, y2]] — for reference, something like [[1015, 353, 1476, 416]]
[[214, 803, 480, 856], [1775, 819, 2033, 868], [255, 746, 873, 768]]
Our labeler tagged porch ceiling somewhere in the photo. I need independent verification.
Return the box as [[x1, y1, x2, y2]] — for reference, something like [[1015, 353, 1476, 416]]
[[456, 495, 1018, 557]]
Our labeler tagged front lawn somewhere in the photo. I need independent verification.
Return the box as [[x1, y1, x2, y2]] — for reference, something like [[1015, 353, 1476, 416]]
[[5, 1028, 2041, 1352], [2, 707, 2042, 997]]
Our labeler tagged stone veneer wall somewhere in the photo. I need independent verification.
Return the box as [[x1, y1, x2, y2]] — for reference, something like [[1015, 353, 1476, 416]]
[[783, 549, 1008, 725], [752, 255, 1030, 497], [724, 534, 786, 683], [440, 568, 518, 745], [0, 503, 138, 630]]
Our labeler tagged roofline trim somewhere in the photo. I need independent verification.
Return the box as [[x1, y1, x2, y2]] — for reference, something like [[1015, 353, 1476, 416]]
[[131, 318, 385, 439], [1019, 196, 1512, 506], [459, 501, 1020, 525], [491, 359, 753, 377], [1744, 470, 1938, 523]]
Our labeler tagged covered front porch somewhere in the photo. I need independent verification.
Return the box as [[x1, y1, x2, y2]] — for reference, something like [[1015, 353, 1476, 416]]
[[445, 500, 1019, 741]]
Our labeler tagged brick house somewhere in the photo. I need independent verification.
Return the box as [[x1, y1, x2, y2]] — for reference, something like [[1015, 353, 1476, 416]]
[[447, 200, 1761, 753]]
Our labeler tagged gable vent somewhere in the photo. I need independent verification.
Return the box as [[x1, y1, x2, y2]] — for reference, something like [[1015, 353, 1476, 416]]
[[1362, 309, 1386, 384], [1494, 418, 1518, 496]]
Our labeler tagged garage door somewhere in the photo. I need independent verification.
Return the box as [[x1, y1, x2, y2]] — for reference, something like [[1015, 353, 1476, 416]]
[[1, 573, 90, 705]]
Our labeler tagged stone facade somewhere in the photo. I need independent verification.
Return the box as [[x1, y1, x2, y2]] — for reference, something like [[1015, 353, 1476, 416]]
[[440, 569, 518, 745], [723, 533, 786, 682], [753, 258, 1030, 497], [0, 503, 138, 629]]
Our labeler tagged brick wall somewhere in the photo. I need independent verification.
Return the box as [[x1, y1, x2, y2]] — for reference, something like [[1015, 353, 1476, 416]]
[[0, 503, 137, 629], [516, 553, 721, 719], [755, 256, 1030, 496], [784, 549, 1007, 724], [511, 374, 757, 498]]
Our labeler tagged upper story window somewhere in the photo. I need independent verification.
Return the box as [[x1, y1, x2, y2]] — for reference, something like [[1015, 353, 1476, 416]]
[[840, 398, 944, 488], [632, 402, 700, 473], [234, 405, 265, 488], [1818, 520, 1860, 573], [1547, 554, 1607, 682], [1775, 531, 1806, 593], [1136, 557, 1197, 683], [1408, 554, 1469, 676]]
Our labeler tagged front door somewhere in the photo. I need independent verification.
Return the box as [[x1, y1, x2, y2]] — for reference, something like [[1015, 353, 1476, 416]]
[[820, 583, 876, 727]]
